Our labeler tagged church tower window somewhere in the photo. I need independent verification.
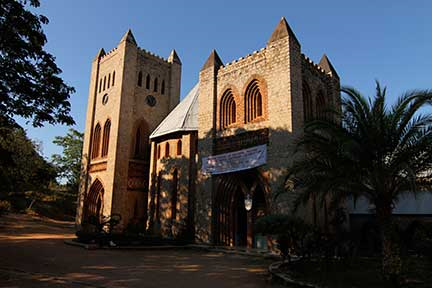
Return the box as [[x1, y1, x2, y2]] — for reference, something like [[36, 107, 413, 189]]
[[138, 71, 143, 87], [91, 123, 101, 159], [154, 78, 158, 92], [134, 128, 141, 157], [112, 71, 115, 87], [146, 74, 151, 89], [101, 119, 111, 157]]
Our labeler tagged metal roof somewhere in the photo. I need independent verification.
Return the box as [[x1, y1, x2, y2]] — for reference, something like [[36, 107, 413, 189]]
[[150, 83, 199, 139]]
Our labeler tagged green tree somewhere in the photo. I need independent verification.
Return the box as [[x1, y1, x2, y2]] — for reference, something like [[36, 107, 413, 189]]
[[0, 0, 75, 127], [0, 125, 56, 198], [51, 128, 83, 192], [288, 82, 432, 284]]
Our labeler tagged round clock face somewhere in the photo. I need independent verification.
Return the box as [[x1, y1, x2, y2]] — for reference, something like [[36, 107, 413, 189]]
[[146, 95, 156, 107], [102, 93, 109, 105]]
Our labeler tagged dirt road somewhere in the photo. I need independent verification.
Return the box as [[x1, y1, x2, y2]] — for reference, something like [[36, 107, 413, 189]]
[[0, 214, 276, 287]]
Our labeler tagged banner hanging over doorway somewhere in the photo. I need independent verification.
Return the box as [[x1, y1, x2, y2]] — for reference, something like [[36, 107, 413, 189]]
[[202, 144, 267, 175]]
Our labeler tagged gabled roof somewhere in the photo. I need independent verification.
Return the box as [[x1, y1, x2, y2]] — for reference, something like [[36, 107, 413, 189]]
[[150, 83, 199, 139]]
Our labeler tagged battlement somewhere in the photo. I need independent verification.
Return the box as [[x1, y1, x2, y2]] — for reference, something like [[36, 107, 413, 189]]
[[301, 53, 332, 79], [218, 47, 267, 74], [138, 48, 170, 65], [99, 47, 118, 62]]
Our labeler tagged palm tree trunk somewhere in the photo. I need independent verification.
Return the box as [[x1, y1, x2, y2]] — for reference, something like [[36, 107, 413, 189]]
[[377, 207, 401, 286]]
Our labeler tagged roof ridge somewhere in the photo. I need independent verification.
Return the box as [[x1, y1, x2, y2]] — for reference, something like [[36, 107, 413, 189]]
[[150, 83, 199, 139]]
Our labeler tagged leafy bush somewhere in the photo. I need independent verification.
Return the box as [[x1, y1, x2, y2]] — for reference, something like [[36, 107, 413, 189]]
[[255, 214, 314, 261], [0, 200, 11, 216]]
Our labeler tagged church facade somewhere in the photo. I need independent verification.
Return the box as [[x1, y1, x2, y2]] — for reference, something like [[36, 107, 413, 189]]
[[77, 18, 341, 248]]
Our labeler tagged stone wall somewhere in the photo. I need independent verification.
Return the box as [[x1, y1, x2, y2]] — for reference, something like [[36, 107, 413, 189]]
[[148, 132, 197, 238]]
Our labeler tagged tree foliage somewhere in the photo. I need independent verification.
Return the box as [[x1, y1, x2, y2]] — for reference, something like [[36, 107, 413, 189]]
[[51, 128, 83, 192], [0, 125, 56, 196], [288, 82, 432, 283], [0, 0, 75, 127]]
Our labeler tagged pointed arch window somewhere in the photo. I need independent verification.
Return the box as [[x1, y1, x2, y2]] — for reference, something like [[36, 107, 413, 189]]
[[103, 76, 106, 91], [134, 128, 141, 157], [220, 89, 236, 129], [138, 71, 143, 87], [112, 71, 115, 87], [303, 82, 313, 122], [99, 78, 102, 93], [91, 123, 101, 159], [165, 142, 170, 157], [171, 169, 178, 221], [161, 80, 165, 94], [101, 119, 111, 157], [133, 121, 149, 159], [176, 140, 182, 156], [245, 80, 264, 123], [146, 74, 151, 89], [316, 90, 326, 120], [107, 74, 111, 89], [154, 78, 158, 92]]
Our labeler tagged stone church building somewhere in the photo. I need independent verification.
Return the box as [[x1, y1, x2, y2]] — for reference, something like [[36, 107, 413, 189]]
[[77, 17, 340, 248]]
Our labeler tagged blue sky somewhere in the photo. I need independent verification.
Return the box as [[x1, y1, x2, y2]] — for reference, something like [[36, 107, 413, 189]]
[[18, 0, 432, 158]]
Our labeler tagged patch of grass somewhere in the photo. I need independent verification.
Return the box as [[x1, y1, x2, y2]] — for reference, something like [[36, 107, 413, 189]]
[[281, 256, 431, 288]]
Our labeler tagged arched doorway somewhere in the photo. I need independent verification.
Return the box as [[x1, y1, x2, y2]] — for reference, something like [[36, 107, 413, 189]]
[[214, 169, 267, 248], [83, 179, 104, 222]]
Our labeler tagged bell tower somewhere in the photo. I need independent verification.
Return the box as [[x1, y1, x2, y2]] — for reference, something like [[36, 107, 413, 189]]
[[77, 30, 181, 229]]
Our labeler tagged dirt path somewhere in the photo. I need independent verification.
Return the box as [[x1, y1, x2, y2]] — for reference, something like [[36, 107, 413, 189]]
[[0, 214, 277, 287]]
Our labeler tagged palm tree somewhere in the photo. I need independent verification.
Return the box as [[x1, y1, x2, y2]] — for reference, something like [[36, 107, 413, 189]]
[[288, 82, 432, 283]]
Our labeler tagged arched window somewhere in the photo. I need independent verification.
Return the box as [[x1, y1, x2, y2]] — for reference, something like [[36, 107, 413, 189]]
[[161, 80, 165, 94], [146, 74, 150, 89], [91, 123, 101, 159], [176, 140, 182, 156], [165, 142, 170, 157], [99, 78, 102, 93], [316, 90, 326, 120], [103, 76, 106, 91], [112, 71, 115, 87], [137, 71, 143, 87], [156, 172, 162, 221], [134, 128, 141, 157], [154, 78, 158, 92], [303, 82, 313, 122], [101, 119, 111, 157], [245, 80, 263, 123], [133, 121, 149, 159], [107, 74, 111, 89], [171, 169, 178, 221], [220, 89, 236, 129], [157, 145, 161, 159]]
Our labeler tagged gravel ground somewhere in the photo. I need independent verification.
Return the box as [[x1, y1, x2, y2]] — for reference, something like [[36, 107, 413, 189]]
[[0, 214, 278, 288]]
